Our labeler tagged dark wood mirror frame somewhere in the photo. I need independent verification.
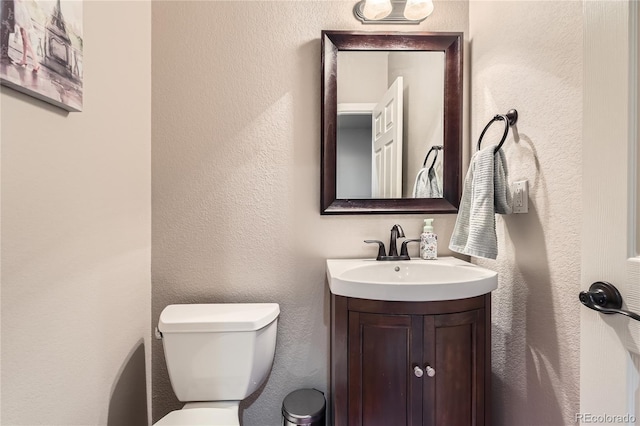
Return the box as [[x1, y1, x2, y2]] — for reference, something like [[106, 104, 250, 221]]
[[321, 31, 463, 215]]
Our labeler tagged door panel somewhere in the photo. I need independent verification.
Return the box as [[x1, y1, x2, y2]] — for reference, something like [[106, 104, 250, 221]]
[[348, 312, 422, 426], [427, 310, 485, 426], [581, 0, 639, 420]]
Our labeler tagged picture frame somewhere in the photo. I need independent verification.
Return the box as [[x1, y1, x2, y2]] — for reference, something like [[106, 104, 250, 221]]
[[1, 0, 83, 112]]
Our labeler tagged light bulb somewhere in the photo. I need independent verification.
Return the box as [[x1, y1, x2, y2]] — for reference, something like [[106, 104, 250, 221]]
[[403, 0, 434, 20], [362, 0, 392, 20]]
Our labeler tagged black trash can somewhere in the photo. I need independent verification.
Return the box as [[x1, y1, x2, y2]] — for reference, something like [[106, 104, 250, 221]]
[[282, 388, 325, 426]]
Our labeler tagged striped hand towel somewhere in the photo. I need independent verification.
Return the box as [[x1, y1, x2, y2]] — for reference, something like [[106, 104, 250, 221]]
[[449, 145, 512, 259]]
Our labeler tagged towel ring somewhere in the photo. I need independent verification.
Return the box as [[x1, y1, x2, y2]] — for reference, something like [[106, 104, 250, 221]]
[[477, 109, 518, 153], [422, 145, 443, 173]]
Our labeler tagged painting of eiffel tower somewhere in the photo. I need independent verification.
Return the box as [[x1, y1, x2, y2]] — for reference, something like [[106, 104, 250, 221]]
[[0, 0, 83, 111]]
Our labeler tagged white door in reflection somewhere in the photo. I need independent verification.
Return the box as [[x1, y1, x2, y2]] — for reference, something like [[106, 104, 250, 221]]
[[372, 76, 403, 198]]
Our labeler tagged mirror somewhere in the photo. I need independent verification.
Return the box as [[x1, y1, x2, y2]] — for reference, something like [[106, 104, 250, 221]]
[[321, 31, 463, 214]]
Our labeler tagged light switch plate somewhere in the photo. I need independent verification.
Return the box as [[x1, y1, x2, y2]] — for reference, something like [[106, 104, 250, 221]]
[[512, 180, 528, 213]]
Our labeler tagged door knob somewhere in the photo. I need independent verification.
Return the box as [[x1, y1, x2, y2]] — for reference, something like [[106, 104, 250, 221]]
[[425, 365, 436, 377], [579, 281, 640, 322], [413, 366, 424, 377]]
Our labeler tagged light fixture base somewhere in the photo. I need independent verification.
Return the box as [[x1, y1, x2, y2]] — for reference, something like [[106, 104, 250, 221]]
[[354, 0, 428, 24]]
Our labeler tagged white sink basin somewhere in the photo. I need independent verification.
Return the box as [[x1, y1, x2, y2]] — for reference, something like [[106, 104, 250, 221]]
[[326, 257, 497, 302]]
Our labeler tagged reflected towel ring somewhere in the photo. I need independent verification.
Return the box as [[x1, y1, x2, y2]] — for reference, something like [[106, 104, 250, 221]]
[[477, 109, 518, 153], [422, 145, 443, 173]]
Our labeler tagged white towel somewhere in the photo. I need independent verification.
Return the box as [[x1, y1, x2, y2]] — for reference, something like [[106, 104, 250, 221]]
[[412, 167, 442, 198], [449, 145, 512, 259]]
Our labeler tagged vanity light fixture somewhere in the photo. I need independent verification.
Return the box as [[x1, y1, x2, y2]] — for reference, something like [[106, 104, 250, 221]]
[[354, 0, 434, 24]]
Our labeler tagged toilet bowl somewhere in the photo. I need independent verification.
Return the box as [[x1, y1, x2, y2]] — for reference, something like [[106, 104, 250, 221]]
[[153, 303, 280, 426]]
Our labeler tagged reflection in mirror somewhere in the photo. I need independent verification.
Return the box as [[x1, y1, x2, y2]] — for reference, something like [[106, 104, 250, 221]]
[[336, 51, 445, 199], [321, 31, 463, 214]]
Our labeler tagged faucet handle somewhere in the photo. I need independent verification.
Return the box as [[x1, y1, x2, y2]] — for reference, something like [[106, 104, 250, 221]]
[[364, 240, 387, 260], [400, 239, 421, 259]]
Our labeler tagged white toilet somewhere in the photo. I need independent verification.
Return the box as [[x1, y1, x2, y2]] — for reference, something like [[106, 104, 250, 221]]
[[154, 303, 280, 426]]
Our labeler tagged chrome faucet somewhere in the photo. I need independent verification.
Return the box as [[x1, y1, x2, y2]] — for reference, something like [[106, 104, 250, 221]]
[[365, 224, 420, 261]]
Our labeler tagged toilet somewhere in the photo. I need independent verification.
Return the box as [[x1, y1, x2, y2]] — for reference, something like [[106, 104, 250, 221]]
[[154, 303, 280, 426]]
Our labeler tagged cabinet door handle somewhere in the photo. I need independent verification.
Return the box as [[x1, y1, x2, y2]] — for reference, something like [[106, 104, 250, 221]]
[[425, 365, 436, 377], [413, 366, 424, 378]]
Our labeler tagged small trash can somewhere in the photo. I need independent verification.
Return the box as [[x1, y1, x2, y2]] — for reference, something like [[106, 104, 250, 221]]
[[282, 388, 325, 426]]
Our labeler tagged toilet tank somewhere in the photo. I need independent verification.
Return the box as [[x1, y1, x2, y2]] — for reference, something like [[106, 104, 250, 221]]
[[158, 303, 279, 402]]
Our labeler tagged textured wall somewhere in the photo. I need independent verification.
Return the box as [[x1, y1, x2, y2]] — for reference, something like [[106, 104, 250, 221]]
[[1, 2, 151, 424], [469, 2, 583, 425], [151, 2, 468, 424]]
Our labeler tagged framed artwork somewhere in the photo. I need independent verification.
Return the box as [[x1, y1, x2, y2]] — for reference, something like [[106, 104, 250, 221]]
[[1, 0, 83, 112]]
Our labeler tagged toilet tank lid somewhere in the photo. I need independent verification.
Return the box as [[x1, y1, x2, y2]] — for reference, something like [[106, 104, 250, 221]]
[[158, 303, 280, 333]]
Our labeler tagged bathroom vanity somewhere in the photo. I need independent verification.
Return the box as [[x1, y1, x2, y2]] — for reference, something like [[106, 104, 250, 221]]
[[322, 28, 492, 424], [326, 258, 496, 426], [330, 294, 490, 426]]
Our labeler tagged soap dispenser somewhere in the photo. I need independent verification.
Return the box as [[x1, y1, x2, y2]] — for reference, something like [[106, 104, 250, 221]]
[[420, 219, 437, 260]]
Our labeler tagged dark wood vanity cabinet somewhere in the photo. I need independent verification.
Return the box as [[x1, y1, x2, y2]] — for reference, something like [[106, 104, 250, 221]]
[[331, 294, 491, 426]]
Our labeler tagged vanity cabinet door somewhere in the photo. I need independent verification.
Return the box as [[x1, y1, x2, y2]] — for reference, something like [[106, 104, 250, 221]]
[[347, 312, 424, 426], [424, 309, 486, 426]]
